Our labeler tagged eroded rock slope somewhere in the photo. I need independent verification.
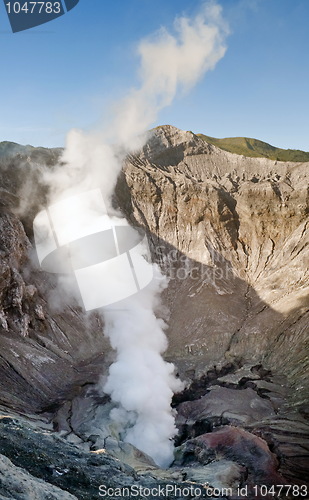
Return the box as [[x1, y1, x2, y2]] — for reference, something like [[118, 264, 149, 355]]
[[118, 125, 308, 405], [0, 127, 308, 497]]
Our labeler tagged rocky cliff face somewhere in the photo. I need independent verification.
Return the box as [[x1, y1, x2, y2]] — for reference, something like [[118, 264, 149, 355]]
[[119, 126, 308, 403], [0, 127, 308, 498], [0, 148, 112, 414]]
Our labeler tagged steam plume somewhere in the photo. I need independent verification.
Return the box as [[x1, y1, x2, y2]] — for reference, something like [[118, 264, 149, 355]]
[[40, 2, 228, 467], [103, 280, 184, 467]]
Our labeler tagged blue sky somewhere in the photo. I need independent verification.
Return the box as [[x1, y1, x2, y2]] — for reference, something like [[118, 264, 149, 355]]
[[0, 0, 308, 150]]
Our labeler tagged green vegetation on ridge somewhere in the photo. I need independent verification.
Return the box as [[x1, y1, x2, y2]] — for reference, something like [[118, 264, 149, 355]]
[[197, 134, 309, 162]]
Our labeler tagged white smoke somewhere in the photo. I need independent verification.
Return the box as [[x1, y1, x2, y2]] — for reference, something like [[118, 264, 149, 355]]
[[110, 1, 228, 149], [39, 1, 228, 468], [103, 276, 184, 467], [44, 1, 228, 204]]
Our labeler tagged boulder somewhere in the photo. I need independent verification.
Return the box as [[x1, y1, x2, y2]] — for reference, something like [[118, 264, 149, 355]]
[[175, 425, 285, 486]]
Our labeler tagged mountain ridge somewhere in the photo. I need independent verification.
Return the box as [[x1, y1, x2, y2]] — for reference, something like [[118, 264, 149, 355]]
[[0, 124, 308, 493], [196, 133, 309, 162], [2, 129, 309, 163]]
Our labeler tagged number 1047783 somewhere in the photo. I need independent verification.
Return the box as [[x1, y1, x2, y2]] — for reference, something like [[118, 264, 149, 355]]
[[253, 484, 308, 497], [5, 2, 61, 14]]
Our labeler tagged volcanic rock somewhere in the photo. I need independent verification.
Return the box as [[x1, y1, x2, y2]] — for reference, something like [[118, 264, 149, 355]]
[[0, 453, 78, 500], [176, 386, 276, 426], [119, 126, 308, 406], [0, 127, 308, 495], [174, 425, 285, 485]]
